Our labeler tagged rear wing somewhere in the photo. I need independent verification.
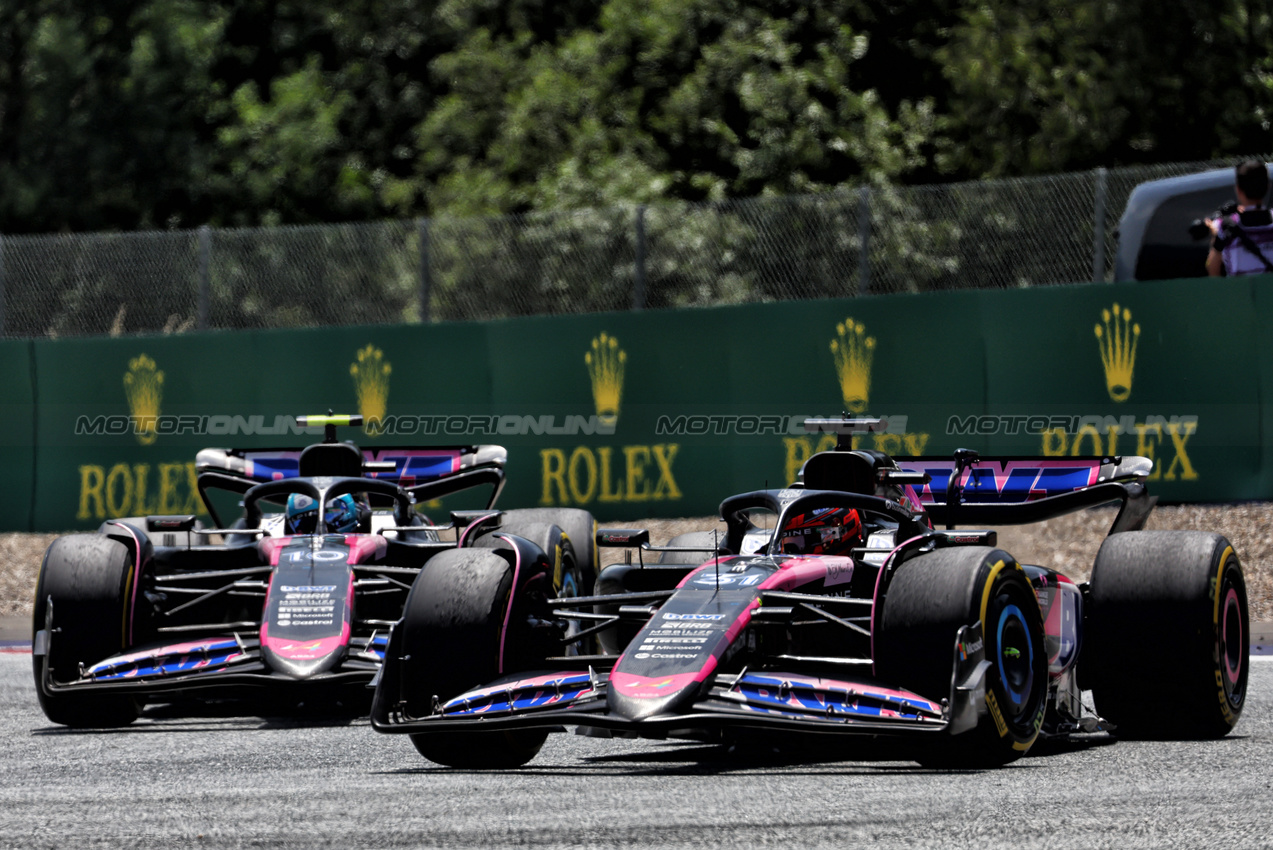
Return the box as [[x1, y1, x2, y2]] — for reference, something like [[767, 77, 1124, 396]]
[[194, 445, 507, 526], [894, 454, 1155, 532]]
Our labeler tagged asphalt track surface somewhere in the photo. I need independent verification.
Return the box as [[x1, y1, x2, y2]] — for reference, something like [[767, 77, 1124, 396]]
[[2, 653, 1272, 849]]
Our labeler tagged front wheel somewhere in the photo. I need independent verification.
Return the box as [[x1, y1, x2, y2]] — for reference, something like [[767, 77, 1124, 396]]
[[398, 548, 550, 768], [876, 546, 1048, 768], [32, 535, 142, 727], [1085, 531, 1248, 739]]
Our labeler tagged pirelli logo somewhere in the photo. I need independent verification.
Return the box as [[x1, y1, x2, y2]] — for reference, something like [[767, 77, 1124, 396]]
[[985, 690, 1009, 738]]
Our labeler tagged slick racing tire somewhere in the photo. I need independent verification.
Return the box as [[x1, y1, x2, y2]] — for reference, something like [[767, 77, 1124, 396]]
[[399, 548, 550, 768], [657, 531, 723, 566], [1085, 531, 1248, 739], [499, 508, 598, 594], [473, 518, 593, 655], [877, 546, 1048, 768], [32, 535, 142, 727]]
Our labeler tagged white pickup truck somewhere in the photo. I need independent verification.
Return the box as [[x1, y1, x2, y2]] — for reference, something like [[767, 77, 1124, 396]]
[[1114, 165, 1273, 281]]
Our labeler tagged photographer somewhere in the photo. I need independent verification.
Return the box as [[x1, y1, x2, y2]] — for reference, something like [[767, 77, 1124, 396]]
[[1206, 160, 1273, 276]]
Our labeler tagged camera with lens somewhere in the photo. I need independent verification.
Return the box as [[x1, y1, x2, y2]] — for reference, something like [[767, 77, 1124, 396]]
[[1189, 201, 1240, 240]]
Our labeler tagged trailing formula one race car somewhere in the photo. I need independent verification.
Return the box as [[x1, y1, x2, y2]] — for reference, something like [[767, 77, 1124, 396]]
[[370, 419, 1249, 768], [32, 414, 598, 727]]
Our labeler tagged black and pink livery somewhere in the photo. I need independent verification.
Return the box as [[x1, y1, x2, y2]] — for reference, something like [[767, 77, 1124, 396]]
[[32, 417, 509, 725], [372, 426, 1249, 768]]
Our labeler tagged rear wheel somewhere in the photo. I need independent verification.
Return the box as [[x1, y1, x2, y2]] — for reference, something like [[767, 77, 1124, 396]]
[[876, 546, 1047, 767], [501, 509, 600, 656], [1085, 531, 1247, 739], [32, 535, 142, 727], [474, 517, 592, 655], [499, 508, 597, 593], [400, 548, 550, 768]]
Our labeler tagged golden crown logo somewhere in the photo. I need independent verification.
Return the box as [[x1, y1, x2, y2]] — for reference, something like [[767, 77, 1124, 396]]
[[830, 318, 876, 414], [585, 333, 626, 426], [1094, 303, 1139, 402], [123, 354, 164, 446], [350, 344, 391, 434]]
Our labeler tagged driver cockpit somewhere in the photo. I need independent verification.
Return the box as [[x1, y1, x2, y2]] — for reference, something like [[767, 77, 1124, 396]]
[[285, 492, 369, 535]]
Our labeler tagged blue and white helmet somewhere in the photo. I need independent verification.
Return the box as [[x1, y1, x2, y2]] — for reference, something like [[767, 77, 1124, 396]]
[[285, 492, 362, 534], [325, 493, 361, 534], [285, 493, 318, 534]]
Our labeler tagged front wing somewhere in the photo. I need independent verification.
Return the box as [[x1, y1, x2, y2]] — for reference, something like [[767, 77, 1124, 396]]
[[33, 629, 387, 698], [371, 623, 991, 740]]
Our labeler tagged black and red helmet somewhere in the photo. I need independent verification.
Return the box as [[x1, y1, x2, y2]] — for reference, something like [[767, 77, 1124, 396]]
[[778, 506, 863, 556]]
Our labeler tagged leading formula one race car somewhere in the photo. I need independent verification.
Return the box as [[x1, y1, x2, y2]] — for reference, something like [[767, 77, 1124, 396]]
[[370, 419, 1248, 768], [32, 414, 598, 727]]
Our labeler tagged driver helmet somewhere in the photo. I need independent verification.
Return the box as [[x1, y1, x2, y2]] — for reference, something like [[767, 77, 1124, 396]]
[[285, 493, 363, 534], [324, 493, 362, 534], [285, 493, 319, 534], [778, 506, 863, 556]]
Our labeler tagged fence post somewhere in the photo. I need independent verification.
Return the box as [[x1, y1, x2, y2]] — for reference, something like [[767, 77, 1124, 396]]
[[197, 225, 210, 330], [857, 187, 871, 295], [1092, 167, 1108, 283], [417, 217, 432, 323], [0, 233, 6, 337], [633, 205, 647, 310]]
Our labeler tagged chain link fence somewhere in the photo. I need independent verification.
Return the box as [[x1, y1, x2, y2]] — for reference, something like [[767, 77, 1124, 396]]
[[0, 159, 1248, 338]]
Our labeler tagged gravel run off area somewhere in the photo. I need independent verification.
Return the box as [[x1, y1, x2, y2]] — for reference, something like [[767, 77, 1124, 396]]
[[4, 503, 1271, 622]]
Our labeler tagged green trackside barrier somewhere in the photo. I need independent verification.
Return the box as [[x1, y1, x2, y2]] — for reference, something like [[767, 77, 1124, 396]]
[[1254, 281, 1273, 497], [0, 339, 36, 531], [29, 322, 497, 531], [975, 277, 1262, 498], [13, 274, 1273, 532]]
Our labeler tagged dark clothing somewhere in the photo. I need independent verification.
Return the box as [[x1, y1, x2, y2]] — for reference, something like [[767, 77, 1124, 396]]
[[1212, 208, 1273, 275]]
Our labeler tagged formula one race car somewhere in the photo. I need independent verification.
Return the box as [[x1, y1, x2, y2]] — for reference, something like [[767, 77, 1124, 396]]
[[370, 419, 1248, 768], [32, 414, 598, 727]]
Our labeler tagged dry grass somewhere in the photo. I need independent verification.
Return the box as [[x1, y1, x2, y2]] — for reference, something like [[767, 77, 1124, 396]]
[[5, 502, 1271, 621]]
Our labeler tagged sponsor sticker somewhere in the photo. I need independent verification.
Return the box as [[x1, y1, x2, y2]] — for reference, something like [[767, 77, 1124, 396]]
[[823, 558, 853, 587], [692, 573, 763, 587], [274, 584, 340, 628]]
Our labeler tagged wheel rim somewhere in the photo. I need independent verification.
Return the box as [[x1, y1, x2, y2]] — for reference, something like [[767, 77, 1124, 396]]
[[996, 601, 1036, 711], [559, 560, 583, 656], [1220, 579, 1244, 707]]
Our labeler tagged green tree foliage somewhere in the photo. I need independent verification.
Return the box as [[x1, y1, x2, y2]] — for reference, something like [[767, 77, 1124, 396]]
[[0, 0, 225, 232], [1, 0, 1272, 235], [411, 0, 929, 216], [937, 0, 1273, 176]]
